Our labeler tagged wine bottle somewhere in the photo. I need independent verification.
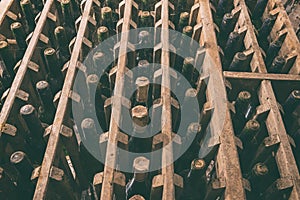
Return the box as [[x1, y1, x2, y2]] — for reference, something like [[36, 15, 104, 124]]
[[0, 41, 15, 78], [36, 80, 56, 124], [10, 151, 35, 198], [20, 0, 36, 33], [11, 22, 27, 50], [126, 156, 150, 200], [282, 90, 300, 115], [44, 48, 64, 93], [252, 0, 268, 20], [228, 52, 249, 71], [265, 40, 282, 68], [180, 158, 207, 200], [20, 104, 46, 162], [267, 56, 285, 73], [61, 0, 76, 37], [54, 26, 71, 63], [134, 76, 150, 107], [136, 31, 152, 63], [128, 105, 151, 153]]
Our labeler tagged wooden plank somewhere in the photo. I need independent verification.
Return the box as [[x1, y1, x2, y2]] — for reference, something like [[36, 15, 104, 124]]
[[0, 0, 15, 25], [160, 0, 175, 199], [224, 71, 300, 81], [100, 0, 133, 199], [198, 0, 246, 199], [33, 0, 94, 198]]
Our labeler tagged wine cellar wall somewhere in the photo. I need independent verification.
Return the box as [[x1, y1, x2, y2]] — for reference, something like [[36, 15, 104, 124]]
[[0, 0, 299, 199]]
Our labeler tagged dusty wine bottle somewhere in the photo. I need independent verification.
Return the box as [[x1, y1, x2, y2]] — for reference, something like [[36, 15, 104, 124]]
[[0, 41, 15, 79], [10, 151, 35, 195], [61, 0, 76, 36], [228, 52, 249, 71], [247, 162, 273, 198], [44, 48, 64, 93], [177, 123, 202, 172], [267, 56, 285, 73], [10, 22, 27, 50], [101, 7, 114, 32], [137, 60, 151, 79], [252, 0, 268, 20], [238, 119, 260, 144], [233, 91, 254, 132], [219, 13, 237, 43], [96, 26, 110, 45], [128, 105, 151, 153], [20, 104, 46, 162], [55, 26, 71, 63], [180, 158, 207, 200], [182, 57, 195, 85], [178, 12, 189, 32], [20, 0, 36, 32], [80, 118, 103, 181], [282, 90, 300, 114], [223, 31, 244, 66], [258, 16, 277, 45], [36, 81, 56, 124], [135, 76, 150, 107], [265, 40, 282, 68], [216, 0, 233, 18], [126, 156, 150, 200]]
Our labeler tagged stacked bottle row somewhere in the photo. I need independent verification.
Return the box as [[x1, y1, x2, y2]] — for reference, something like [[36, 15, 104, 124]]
[[0, 0, 43, 107], [0, 0, 83, 198], [1, 0, 299, 199], [208, 0, 299, 74]]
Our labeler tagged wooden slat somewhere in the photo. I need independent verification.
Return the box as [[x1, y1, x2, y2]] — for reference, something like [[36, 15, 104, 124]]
[[32, 0, 94, 198], [0, 0, 15, 25], [224, 71, 300, 81], [160, 0, 175, 199], [100, 0, 133, 199], [199, 0, 246, 199]]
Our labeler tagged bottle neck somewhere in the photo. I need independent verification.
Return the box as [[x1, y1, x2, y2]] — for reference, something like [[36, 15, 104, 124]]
[[134, 172, 147, 182]]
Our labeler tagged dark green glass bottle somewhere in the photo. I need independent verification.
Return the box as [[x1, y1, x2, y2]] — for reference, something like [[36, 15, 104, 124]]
[[126, 156, 150, 200], [36, 80, 56, 124]]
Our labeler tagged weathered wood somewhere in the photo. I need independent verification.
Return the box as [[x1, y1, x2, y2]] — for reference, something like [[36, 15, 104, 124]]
[[33, 0, 95, 198], [100, 0, 133, 199], [198, 0, 246, 199]]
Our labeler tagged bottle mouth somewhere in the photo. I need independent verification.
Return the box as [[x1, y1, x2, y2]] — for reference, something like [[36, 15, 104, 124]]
[[20, 104, 35, 115], [36, 80, 49, 90], [274, 56, 285, 64], [97, 26, 109, 34], [10, 151, 25, 164], [246, 120, 260, 131], [238, 91, 251, 101], [224, 13, 233, 19], [11, 22, 22, 29], [236, 52, 247, 60], [253, 163, 268, 176], [191, 158, 206, 170], [292, 90, 300, 99], [44, 48, 56, 56], [0, 41, 8, 49]]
